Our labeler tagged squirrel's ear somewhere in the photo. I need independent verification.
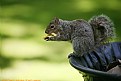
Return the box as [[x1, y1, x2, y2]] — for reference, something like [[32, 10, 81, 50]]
[[54, 17, 59, 24]]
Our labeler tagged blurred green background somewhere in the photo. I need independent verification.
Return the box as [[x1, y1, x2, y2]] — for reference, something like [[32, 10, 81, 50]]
[[0, 0, 121, 81]]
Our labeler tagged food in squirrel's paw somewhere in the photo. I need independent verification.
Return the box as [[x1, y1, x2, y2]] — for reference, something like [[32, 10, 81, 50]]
[[44, 33, 57, 41]]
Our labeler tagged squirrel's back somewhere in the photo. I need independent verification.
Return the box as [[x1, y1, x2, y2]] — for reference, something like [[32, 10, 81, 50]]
[[88, 14, 115, 45]]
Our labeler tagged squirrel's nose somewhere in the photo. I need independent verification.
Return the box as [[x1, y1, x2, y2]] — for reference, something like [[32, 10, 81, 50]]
[[45, 30, 48, 34]]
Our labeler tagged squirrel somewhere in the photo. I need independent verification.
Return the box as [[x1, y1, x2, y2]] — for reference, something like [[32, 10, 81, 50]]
[[44, 14, 115, 57]]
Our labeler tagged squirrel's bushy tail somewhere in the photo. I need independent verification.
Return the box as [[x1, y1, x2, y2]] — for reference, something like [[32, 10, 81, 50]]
[[88, 14, 116, 45]]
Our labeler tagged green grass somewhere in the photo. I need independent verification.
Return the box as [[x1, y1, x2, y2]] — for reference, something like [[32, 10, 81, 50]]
[[1, 61, 84, 81]]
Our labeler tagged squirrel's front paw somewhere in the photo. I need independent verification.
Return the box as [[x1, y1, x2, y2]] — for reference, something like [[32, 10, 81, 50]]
[[44, 36, 55, 41], [44, 33, 57, 41], [44, 36, 50, 41]]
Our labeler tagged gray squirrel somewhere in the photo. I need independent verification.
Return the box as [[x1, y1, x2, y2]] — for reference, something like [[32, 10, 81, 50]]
[[44, 14, 115, 57]]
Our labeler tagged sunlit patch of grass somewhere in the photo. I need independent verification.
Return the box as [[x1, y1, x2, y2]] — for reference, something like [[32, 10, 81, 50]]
[[1, 39, 45, 58], [1, 22, 28, 37], [75, 0, 121, 12], [1, 38, 72, 62], [75, 0, 97, 12], [1, 61, 84, 81], [0, 20, 42, 37]]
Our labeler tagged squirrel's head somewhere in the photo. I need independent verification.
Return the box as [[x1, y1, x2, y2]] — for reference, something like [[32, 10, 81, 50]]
[[44, 17, 65, 41], [45, 17, 61, 34]]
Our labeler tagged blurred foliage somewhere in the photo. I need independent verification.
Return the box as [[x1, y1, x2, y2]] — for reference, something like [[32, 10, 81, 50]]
[[0, 0, 121, 81]]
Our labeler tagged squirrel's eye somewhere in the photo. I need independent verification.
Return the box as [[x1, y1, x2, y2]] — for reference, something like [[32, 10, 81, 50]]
[[50, 25, 55, 29]]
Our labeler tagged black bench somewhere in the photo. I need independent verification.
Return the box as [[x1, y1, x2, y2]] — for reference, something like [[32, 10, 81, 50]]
[[69, 42, 121, 81]]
